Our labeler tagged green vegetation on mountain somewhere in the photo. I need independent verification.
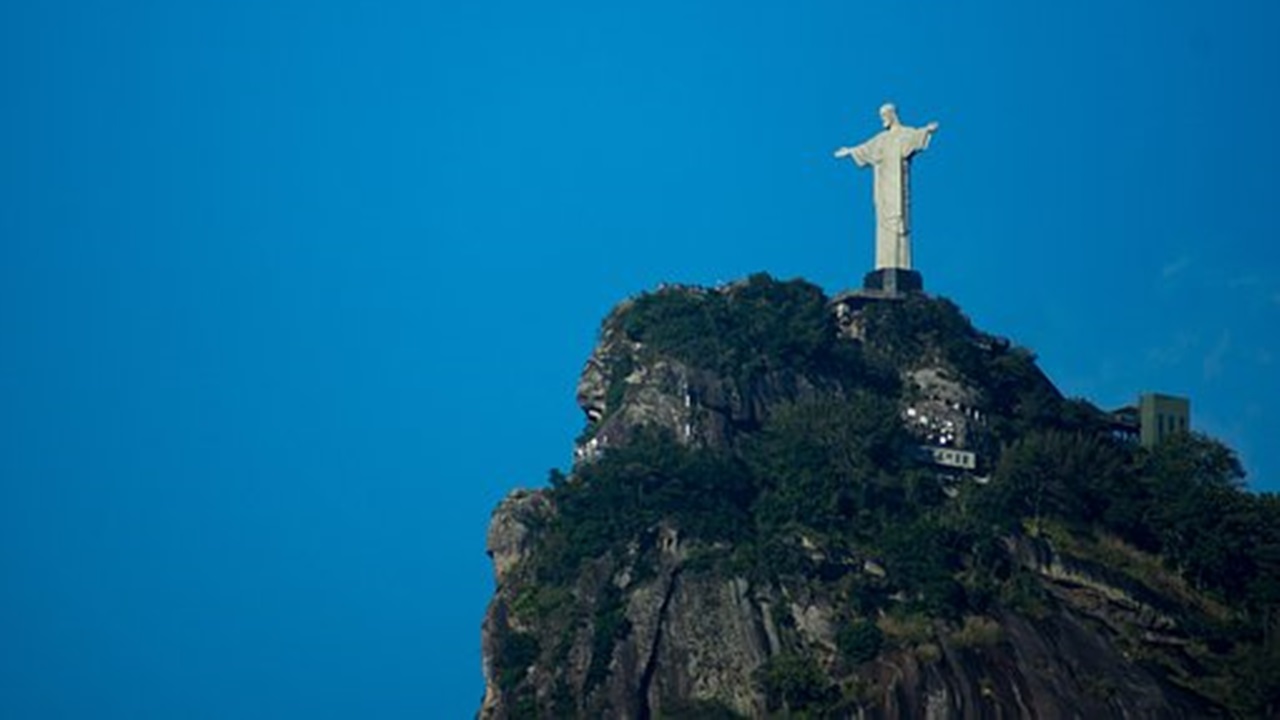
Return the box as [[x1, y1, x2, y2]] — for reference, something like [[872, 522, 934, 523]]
[[619, 275, 849, 379], [488, 275, 1280, 718]]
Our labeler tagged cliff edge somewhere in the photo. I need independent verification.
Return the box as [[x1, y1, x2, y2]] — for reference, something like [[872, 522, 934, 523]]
[[479, 275, 1280, 719]]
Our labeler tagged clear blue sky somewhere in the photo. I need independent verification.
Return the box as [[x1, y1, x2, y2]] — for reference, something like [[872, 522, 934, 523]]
[[2, 1, 1278, 717]]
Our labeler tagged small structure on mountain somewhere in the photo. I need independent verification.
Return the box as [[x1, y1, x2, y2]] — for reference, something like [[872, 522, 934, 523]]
[[1110, 393, 1191, 447]]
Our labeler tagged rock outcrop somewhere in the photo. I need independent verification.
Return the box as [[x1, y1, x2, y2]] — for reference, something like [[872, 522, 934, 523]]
[[479, 277, 1259, 718], [482, 532, 1216, 718]]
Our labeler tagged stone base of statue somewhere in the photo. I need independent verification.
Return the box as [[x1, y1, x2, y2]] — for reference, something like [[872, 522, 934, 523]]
[[863, 268, 923, 295]]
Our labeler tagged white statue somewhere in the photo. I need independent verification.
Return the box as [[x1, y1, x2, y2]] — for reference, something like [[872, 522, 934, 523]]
[[835, 104, 939, 270]]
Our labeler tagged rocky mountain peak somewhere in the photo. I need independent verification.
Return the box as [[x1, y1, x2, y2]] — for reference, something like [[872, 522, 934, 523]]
[[479, 275, 1280, 719]]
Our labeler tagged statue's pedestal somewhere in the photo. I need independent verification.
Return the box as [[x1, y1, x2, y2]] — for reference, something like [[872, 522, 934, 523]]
[[830, 269, 925, 329], [863, 268, 923, 295]]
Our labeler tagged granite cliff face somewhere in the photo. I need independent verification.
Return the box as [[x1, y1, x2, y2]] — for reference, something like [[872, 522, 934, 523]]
[[478, 276, 1278, 719]]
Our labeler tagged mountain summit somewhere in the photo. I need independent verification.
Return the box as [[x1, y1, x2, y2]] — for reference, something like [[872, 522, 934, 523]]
[[479, 274, 1280, 719]]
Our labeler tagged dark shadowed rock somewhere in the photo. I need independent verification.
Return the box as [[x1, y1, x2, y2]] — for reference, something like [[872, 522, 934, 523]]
[[479, 278, 1267, 719]]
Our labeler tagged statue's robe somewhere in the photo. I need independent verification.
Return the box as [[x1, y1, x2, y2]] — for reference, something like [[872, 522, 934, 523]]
[[851, 124, 933, 270]]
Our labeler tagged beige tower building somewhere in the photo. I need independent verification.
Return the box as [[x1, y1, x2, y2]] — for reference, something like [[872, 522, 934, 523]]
[[1138, 393, 1190, 447]]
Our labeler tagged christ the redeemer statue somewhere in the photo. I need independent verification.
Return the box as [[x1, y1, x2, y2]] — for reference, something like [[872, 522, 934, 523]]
[[835, 103, 938, 271]]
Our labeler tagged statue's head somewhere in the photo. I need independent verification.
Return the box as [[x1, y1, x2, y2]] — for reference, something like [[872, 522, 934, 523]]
[[879, 103, 899, 129]]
